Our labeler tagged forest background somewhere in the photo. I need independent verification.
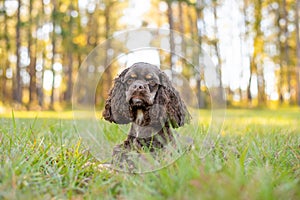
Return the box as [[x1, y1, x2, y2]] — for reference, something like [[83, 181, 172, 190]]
[[0, 0, 300, 111]]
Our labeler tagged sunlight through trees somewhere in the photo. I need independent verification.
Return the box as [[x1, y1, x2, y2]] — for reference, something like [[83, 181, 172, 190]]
[[0, 0, 299, 110]]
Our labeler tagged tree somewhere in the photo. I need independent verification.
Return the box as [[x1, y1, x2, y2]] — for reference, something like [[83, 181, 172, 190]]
[[166, 0, 176, 78], [282, 0, 291, 98], [177, 0, 186, 68], [178, 1, 185, 50], [99, 0, 118, 105], [194, 0, 206, 108], [212, 0, 223, 98], [28, 0, 38, 108], [13, 0, 22, 104], [240, 0, 252, 104], [0, 6, 10, 104], [50, 0, 57, 109], [296, 0, 300, 106], [251, 0, 266, 106], [96, 0, 129, 105], [36, 0, 46, 108], [276, 0, 286, 103], [63, 1, 77, 103]]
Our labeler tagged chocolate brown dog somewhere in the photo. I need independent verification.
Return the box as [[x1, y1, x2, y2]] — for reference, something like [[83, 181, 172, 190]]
[[103, 62, 190, 163]]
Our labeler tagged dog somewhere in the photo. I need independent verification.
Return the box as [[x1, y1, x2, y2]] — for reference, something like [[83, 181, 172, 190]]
[[103, 62, 190, 167]]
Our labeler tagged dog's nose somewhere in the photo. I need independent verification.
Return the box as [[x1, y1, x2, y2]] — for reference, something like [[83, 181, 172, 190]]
[[133, 82, 146, 90]]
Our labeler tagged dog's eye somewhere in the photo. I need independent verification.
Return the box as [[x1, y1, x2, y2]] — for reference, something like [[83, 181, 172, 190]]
[[148, 79, 157, 86], [126, 79, 134, 85]]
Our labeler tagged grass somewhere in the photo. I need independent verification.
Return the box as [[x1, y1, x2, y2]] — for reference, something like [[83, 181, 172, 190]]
[[0, 108, 299, 199]]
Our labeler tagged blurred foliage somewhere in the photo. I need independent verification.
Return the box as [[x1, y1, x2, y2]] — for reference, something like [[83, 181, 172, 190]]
[[0, 0, 299, 110]]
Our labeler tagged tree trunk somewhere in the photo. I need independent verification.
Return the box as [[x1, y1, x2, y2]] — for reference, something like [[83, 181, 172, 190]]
[[2, 10, 10, 103], [64, 51, 73, 102], [104, 5, 111, 68], [276, 2, 284, 103], [253, 0, 265, 106], [50, 0, 57, 109], [178, 1, 185, 55], [283, 0, 291, 102], [28, 53, 37, 105], [28, 0, 38, 107], [247, 57, 255, 104], [296, 0, 300, 106], [64, 3, 74, 103], [13, 0, 22, 104], [195, 0, 205, 108], [177, 1, 187, 79], [167, 0, 175, 78], [98, 2, 113, 105], [212, 1, 223, 99], [242, 0, 253, 104], [37, 0, 45, 108]]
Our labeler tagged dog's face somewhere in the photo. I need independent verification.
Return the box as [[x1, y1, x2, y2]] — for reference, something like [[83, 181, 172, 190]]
[[103, 62, 190, 128], [124, 64, 160, 108]]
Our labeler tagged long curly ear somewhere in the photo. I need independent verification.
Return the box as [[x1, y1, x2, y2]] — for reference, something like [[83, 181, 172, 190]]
[[159, 71, 191, 128], [102, 68, 131, 124]]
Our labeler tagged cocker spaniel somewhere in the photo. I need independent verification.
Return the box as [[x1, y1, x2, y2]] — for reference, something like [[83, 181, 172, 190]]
[[103, 62, 190, 165]]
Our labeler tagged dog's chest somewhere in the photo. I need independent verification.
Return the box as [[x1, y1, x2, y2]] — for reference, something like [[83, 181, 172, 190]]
[[134, 109, 154, 138], [135, 109, 144, 125]]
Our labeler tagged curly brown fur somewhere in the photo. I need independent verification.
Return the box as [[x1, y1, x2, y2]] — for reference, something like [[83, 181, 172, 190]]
[[103, 62, 190, 159]]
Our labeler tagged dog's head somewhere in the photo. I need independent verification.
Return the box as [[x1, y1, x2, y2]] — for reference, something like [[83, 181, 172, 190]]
[[103, 62, 190, 128], [124, 63, 160, 108]]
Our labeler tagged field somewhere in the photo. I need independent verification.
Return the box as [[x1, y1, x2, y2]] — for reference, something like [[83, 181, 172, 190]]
[[0, 109, 299, 199]]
